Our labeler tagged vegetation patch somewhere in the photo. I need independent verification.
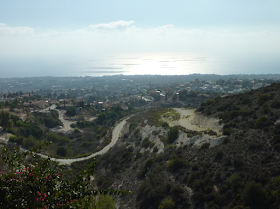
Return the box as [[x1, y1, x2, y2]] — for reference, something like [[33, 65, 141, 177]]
[[162, 109, 180, 121]]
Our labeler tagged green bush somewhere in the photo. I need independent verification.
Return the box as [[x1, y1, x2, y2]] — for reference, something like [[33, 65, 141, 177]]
[[200, 142, 210, 149], [142, 137, 155, 148], [217, 103, 231, 111], [66, 106, 76, 116], [258, 94, 273, 105], [274, 124, 280, 134], [233, 158, 244, 168], [167, 126, 179, 144], [18, 123, 43, 139], [158, 197, 175, 209], [222, 137, 230, 144], [223, 128, 230, 136], [74, 128, 80, 133], [254, 116, 268, 129], [214, 150, 223, 160], [242, 181, 267, 208], [248, 142, 262, 150], [129, 120, 138, 132], [161, 121, 169, 127], [77, 120, 92, 129], [166, 158, 189, 172], [271, 101, 280, 108], [9, 135, 24, 145], [81, 141, 93, 148], [0, 145, 129, 208], [56, 146, 67, 156], [138, 159, 154, 178]]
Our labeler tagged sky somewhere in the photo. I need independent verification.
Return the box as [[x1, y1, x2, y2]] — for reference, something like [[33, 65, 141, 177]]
[[0, 0, 280, 77]]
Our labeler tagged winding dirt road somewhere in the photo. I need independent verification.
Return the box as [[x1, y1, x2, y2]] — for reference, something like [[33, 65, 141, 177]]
[[36, 118, 128, 165]]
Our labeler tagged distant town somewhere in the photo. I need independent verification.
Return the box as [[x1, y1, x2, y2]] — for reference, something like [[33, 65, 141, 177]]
[[1, 74, 280, 111]]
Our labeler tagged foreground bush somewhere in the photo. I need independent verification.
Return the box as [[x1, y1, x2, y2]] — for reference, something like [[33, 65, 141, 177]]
[[0, 144, 129, 208]]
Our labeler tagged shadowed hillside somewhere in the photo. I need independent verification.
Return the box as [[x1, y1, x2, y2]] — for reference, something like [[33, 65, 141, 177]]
[[94, 83, 280, 209]]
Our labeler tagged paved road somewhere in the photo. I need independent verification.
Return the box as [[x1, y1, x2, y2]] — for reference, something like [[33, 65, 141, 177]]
[[36, 117, 129, 165]]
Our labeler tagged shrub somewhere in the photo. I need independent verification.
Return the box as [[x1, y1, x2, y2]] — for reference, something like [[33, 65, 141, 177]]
[[153, 146, 159, 153], [166, 158, 189, 172], [167, 126, 179, 144], [271, 101, 280, 108], [56, 146, 67, 156], [239, 96, 250, 105], [258, 94, 273, 105], [9, 135, 24, 146], [74, 128, 80, 133], [137, 159, 154, 178], [271, 135, 280, 145], [222, 137, 230, 144], [233, 158, 244, 168], [66, 106, 76, 116], [248, 142, 262, 150], [161, 121, 169, 127], [200, 142, 210, 149], [242, 181, 267, 208], [0, 145, 129, 208], [217, 103, 231, 111], [223, 128, 230, 136], [214, 150, 223, 160], [15, 120, 24, 127], [205, 99, 215, 105], [142, 137, 155, 148], [158, 197, 175, 209], [274, 124, 280, 134], [81, 141, 93, 148], [254, 116, 268, 129]]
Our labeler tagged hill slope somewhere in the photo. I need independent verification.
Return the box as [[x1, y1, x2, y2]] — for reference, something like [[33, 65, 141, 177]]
[[94, 83, 280, 209]]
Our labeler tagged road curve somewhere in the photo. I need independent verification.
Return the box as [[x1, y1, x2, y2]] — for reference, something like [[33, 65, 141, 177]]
[[36, 118, 129, 165]]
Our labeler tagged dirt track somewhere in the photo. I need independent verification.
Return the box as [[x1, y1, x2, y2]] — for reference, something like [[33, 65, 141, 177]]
[[36, 117, 129, 165]]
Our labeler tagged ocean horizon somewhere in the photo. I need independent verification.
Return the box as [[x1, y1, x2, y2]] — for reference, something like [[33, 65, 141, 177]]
[[0, 53, 279, 78]]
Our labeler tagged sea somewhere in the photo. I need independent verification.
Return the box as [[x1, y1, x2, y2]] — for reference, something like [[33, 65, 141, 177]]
[[0, 53, 279, 77]]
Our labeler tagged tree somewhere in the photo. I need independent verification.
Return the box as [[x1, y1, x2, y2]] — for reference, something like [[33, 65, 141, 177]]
[[98, 112, 107, 124], [56, 146, 67, 156], [242, 181, 267, 208], [0, 144, 129, 208], [167, 126, 179, 144], [66, 106, 76, 117], [78, 100, 85, 108], [0, 111, 11, 132]]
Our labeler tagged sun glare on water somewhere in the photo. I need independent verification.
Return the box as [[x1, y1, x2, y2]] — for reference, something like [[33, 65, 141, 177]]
[[130, 58, 179, 75]]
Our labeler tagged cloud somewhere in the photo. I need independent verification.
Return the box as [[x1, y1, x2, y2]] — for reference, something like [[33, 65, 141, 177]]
[[0, 20, 280, 60], [0, 23, 34, 36], [87, 67, 123, 69], [88, 20, 134, 31]]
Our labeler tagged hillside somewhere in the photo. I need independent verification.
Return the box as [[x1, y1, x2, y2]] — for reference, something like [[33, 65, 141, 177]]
[[94, 83, 280, 209]]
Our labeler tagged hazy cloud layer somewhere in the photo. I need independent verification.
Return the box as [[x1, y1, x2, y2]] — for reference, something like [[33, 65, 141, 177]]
[[1, 21, 279, 57], [0, 23, 34, 35], [88, 20, 134, 31], [0, 20, 280, 76]]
